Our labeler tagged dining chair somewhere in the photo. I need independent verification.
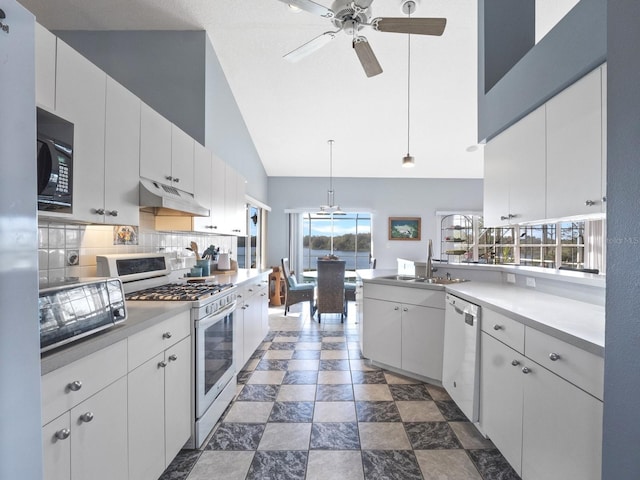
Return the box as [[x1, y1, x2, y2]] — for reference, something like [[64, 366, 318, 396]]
[[281, 258, 315, 317], [316, 259, 346, 323]]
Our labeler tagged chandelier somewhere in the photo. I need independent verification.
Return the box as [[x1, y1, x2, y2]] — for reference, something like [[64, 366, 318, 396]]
[[318, 139, 346, 215]]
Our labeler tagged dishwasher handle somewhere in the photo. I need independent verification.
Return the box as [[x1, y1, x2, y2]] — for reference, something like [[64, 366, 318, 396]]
[[464, 312, 475, 326]]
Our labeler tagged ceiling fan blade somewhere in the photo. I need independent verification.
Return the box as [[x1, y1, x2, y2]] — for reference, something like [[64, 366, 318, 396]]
[[372, 17, 447, 36], [353, 0, 374, 8], [277, 0, 334, 18], [353, 37, 383, 78], [284, 31, 337, 62]]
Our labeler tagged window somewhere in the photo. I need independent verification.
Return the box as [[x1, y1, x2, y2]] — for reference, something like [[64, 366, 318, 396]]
[[519, 223, 557, 268], [302, 212, 371, 271], [238, 205, 264, 269], [476, 218, 516, 264]]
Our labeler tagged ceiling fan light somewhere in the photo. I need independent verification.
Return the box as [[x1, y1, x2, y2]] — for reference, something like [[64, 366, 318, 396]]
[[402, 154, 415, 167]]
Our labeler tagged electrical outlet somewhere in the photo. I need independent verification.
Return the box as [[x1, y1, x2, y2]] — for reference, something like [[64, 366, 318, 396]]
[[506, 273, 516, 284], [66, 250, 79, 266], [526, 277, 536, 288]]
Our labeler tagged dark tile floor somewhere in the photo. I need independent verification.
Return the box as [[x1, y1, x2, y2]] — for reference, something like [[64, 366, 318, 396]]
[[160, 306, 521, 480]]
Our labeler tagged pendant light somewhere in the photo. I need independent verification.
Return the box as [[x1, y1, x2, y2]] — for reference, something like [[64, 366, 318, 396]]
[[317, 139, 346, 216], [402, 1, 415, 168]]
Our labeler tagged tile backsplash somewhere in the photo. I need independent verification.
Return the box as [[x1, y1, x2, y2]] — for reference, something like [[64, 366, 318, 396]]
[[38, 212, 237, 285]]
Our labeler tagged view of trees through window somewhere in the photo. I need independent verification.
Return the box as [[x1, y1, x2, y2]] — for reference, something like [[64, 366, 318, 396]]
[[302, 213, 371, 271]]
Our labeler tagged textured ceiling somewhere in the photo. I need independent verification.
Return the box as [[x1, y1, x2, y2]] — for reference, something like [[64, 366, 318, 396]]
[[21, 0, 484, 179]]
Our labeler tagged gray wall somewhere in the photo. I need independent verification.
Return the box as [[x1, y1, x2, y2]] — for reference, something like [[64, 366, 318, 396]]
[[478, 0, 606, 141], [266, 177, 483, 269], [55, 30, 268, 203], [603, 1, 640, 477], [0, 2, 42, 479]]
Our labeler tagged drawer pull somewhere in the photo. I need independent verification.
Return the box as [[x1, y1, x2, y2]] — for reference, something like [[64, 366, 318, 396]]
[[403, 307, 408, 312], [522, 367, 531, 374], [67, 380, 82, 392], [394, 306, 400, 311], [168, 354, 178, 362], [493, 324, 502, 331], [158, 361, 167, 368], [549, 352, 561, 361], [80, 412, 94, 423], [55, 429, 70, 440], [511, 359, 520, 366], [162, 332, 172, 339]]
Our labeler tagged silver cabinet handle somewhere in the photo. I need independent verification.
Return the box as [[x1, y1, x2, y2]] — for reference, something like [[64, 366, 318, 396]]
[[500, 215, 509, 221], [55, 429, 70, 440], [173, 177, 180, 183], [403, 307, 408, 312], [67, 380, 82, 392], [107, 210, 118, 217], [168, 354, 178, 362], [248, 288, 254, 292], [493, 325, 502, 331], [158, 361, 167, 368], [549, 352, 561, 361], [394, 306, 400, 311], [585, 199, 596, 206], [511, 359, 520, 366], [165, 175, 173, 181], [80, 412, 94, 423], [93, 208, 105, 215], [162, 332, 172, 339], [522, 367, 531, 374]]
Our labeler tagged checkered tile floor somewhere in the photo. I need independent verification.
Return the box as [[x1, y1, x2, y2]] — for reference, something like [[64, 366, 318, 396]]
[[160, 306, 520, 480]]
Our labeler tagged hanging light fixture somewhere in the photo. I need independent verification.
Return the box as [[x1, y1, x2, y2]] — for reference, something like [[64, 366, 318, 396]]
[[317, 139, 346, 216], [402, 0, 415, 168]]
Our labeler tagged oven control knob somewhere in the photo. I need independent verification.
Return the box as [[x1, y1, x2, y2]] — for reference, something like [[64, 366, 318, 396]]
[[112, 307, 125, 319]]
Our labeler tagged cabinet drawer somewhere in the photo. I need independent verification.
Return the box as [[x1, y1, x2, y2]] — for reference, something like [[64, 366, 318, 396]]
[[481, 308, 525, 353], [525, 327, 604, 400], [128, 311, 191, 371], [41, 340, 127, 425], [364, 284, 445, 309]]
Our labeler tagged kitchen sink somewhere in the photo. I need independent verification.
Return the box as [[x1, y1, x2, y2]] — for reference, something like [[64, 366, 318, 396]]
[[379, 275, 468, 285], [380, 275, 418, 281]]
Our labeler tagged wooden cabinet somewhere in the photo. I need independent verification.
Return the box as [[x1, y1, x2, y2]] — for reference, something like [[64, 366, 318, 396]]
[[479, 308, 603, 480], [127, 312, 191, 480], [546, 66, 606, 217], [483, 105, 546, 227], [55, 40, 107, 223], [103, 76, 140, 225], [362, 284, 445, 381], [35, 23, 56, 110], [41, 341, 128, 480]]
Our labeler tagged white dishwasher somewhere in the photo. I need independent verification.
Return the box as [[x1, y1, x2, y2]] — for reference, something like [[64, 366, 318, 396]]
[[442, 293, 481, 422]]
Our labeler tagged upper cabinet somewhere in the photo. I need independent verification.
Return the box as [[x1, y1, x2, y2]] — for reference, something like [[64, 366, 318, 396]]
[[546, 66, 606, 217], [484, 106, 546, 227], [35, 23, 56, 111], [225, 165, 247, 236], [170, 125, 195, 194], [483, 64, 607, 226]]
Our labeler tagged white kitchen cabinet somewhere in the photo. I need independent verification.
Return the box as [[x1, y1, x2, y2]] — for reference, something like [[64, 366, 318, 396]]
[[140, 102, 172, 186], [546, 66, 605, 217], [224, 165, 247, 236], [54, 40, 107, 223], [35, 23, 56, 110], [483, 105, 546, 226], [600, 63, 607, 211], [103, 76, 140, 225], [237, 281, 268, 367], [210, 154, 227, 232], [363, 297, 402, 368], [480, 332, 525, 474], [43, 377, 128, 480], [258, 279, 270, 338], [192, 142, 213, 232], [171, 124, 195, 194], [128, 328, 192, 480], [401, 304, 445, 380]]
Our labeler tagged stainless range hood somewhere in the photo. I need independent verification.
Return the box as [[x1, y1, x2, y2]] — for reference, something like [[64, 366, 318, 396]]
[[139, 177, 209, 217]]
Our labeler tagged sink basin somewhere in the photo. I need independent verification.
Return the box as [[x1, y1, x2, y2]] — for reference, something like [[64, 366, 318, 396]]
[[380, 275, 417, 281], [379, 275, 468, 285]]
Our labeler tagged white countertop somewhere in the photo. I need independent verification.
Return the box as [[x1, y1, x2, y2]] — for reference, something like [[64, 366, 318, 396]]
[[358, 269, 605, 357]]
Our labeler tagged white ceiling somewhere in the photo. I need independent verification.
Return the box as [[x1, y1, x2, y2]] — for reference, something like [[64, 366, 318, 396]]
[[21, 0, 484, 179]]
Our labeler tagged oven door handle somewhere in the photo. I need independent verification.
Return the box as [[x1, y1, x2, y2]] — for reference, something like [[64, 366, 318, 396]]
[[196, 300, 237, 330]]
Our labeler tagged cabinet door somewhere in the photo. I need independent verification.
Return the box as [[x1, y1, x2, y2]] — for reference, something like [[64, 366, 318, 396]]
[[128, 353, 165, 480], [210, 153, 227, 233], [362, 298, 401, 369], [70, 377, 128, 480], [483, 128, 511, 227], [259, 283, 270, 338], [480, 333, 524, 475], [546, 67, 604, 217], [192, 142, 213, 232], [600, 63, 607, 212], [42, 413, 71, 480], [235, 172, 247, 236], [521, 361, 603, 480], [35, 23, 56, 110], [55, 40, 107, 223], [171, 124, 195, 194], [164, 337, 192, 466], [104, 76, 140, 226], [140, 102, 172, 185], [401, 305, 444, 381]]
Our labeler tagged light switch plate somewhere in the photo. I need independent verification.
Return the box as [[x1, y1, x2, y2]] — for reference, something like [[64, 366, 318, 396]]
[[526, 277, 536, 288]]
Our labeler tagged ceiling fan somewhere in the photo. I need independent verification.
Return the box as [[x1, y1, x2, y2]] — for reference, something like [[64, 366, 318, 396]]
[[278, 0, 446, 77]]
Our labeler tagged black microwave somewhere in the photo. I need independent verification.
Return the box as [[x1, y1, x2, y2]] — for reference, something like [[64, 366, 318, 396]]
[[37, 135, 73, 213]]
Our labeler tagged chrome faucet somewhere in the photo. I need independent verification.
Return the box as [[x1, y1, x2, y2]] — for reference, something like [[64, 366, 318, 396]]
[[426, 239, 433, 279]]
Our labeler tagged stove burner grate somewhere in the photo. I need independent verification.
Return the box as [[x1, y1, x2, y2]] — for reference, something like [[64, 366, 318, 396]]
[[126, 283, 233, 301]]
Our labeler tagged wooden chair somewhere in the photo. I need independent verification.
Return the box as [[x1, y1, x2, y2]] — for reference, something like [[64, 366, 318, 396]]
[[316, 260, 346, 323], [281, 258, 315, 317]]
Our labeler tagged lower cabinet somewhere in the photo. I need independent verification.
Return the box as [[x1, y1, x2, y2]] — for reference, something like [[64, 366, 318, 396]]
[[128, 335, 191, 480], [236, 278, 269, 369], [42, 377, 128, 480]]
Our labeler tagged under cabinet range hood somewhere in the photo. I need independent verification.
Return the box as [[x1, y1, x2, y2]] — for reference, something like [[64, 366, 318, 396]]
[[139, 177, 209, 217]]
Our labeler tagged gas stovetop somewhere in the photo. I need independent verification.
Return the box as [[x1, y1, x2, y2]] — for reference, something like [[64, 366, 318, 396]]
[[125, 282, 233, 302]]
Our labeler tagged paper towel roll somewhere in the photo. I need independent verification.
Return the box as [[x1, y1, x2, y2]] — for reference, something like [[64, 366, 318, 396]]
[[217, 253, 230, 270]]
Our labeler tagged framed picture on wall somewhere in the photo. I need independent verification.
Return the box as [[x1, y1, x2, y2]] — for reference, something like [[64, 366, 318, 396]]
[[388, 217, 421, 240]]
